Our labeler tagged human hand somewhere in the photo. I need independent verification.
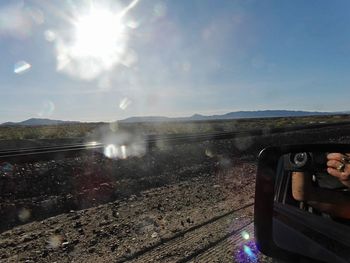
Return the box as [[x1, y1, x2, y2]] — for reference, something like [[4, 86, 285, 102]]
[[327, 153, 350, 188]]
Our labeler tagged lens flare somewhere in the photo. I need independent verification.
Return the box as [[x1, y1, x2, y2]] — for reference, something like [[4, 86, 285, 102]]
[[86, 141, 99, 146], [104, 144, 119, 158], [14, 61, 31, 74], [119, 98, 132, 110], [241, 230, 250, 240], [104, 144, 130, 159], [235, 240, 258, 263], [243, 245, 254, 257], [120, 145, 127, 159]]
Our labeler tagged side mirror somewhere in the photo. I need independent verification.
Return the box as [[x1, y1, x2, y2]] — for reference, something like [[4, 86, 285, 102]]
[[254, 144, 350, 263]]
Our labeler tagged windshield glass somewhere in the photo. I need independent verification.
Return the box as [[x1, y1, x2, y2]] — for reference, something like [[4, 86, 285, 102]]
[[1, 1, 350, 262]]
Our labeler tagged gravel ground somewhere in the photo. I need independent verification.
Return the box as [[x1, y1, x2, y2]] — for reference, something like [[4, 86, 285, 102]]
[[2, 126, 350, 262], [0, 160, 258, 262]]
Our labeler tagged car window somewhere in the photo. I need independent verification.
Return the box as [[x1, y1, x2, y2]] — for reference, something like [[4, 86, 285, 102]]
[[1, 1, 350, 262]]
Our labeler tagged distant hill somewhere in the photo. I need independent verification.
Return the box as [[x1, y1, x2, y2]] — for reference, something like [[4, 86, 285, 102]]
[[119, 110, 338, 123], [119, 116, 172, 123], [0, 118, 79, 126], [1, 110, 346, 126]]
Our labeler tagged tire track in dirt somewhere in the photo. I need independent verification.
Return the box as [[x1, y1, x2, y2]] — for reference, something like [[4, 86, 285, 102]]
[[193, 223, 256, 263], [123, 203, 254, 263]]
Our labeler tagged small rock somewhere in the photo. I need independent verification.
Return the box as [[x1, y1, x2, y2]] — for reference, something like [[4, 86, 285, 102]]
[[110, 244, 118, 252], [112, 211, 119, 217], [62, 241, 70, 248], [73, 221, 82, 228], [151, 232, 158, 238], [71, 214, 80, 220], [89, 239, 98, 246], [98, 220, 109, 227], [41, 249, 49, 258]]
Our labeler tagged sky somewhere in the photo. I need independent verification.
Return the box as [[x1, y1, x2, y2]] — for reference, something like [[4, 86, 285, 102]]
[[1, 0, 350, 123]]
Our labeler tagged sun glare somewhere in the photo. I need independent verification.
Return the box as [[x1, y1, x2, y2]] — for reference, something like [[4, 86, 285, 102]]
[[72, 9, 125, 61], [52, 0, 140, 80]]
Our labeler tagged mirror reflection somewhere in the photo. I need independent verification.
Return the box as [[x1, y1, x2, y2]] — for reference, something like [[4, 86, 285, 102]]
[[273, 151, 350, 261], [281, 152, 350, 222]]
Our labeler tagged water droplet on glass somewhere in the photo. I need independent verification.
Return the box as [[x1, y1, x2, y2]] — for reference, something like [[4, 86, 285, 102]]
[[121, 50, 138, 68], [109, 122, 118, 132], [153, 3, 167, 17], [18, 208, 31, 222], [205, 149, 214, 158], [48, 235, 63, 249], [38, 100, 55, 117], [0, 162, 14, 173], [27, 7, 44, 25], [234, 136, 253, 151], [127, 20, 139, 29], [44, 30, 56, 42]]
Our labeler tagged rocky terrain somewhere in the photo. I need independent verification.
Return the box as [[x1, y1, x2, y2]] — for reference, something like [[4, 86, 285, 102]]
[[2, 125, 350, 262], [0, 158, 257, 262]]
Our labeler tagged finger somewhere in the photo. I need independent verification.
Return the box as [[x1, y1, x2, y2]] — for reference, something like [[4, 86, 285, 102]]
[[328, 167, 343, 179], [327, 168, 350, 181], [327, 153, 344, 161], [327, 160, 342, 169]]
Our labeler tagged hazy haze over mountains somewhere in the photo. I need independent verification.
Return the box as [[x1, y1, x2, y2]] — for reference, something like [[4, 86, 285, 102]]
[[0, 118, 79, 126], [0, 110, 344, 126]]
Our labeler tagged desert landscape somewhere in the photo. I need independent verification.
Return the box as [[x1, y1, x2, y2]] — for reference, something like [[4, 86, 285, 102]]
[[1, 118, 350, 262]]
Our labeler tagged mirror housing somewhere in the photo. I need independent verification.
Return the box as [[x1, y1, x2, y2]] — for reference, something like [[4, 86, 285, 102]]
[[254, 144, 350, 263]]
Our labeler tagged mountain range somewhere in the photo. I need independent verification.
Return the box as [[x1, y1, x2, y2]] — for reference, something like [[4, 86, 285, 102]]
[[0, 118, 79, 126], [1, 110, 346, 126], [118, 110, 343, 123]]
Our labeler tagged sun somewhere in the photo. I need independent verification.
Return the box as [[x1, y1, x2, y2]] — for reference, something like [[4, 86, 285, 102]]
[[53, 0, 139, 80], [71, 8, 125, 63]]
